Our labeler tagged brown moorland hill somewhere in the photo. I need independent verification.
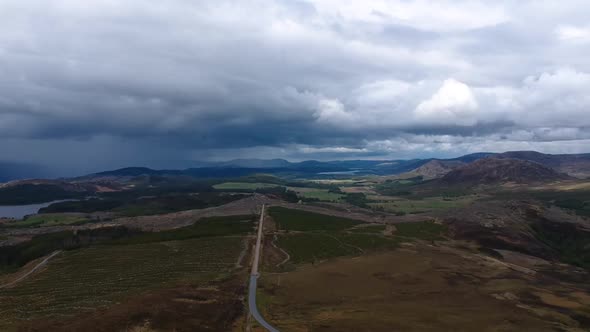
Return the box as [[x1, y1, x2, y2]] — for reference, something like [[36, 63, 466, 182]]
[[495, 151, 590, 178], [411, 160, 464, 179], [440, 157, 571, 185]]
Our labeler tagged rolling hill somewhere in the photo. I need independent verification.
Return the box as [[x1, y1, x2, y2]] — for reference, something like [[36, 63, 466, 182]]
[[439, 158, 571, 186], [410, 160, 465, 179], [495, 151, 590, 178], [3, 151, 590, 184]]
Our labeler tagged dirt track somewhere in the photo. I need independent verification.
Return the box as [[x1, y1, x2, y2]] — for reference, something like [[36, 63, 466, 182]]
[[0, 251, 61, 289]]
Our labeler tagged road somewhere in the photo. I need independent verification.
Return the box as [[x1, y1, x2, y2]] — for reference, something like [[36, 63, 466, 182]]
[[0, 250, 61, 289], [248, 204, 280, 332]]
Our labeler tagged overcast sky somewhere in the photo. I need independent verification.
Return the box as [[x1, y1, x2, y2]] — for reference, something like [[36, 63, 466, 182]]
[[1, 0, 590, 174]]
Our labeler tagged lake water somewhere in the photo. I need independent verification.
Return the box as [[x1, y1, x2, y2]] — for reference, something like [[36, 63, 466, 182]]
[[0, 200, 72, 219]]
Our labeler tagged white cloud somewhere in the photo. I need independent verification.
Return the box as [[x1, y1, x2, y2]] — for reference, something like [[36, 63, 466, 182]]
[[307, 0, 509, 32], [415, 79, 479, 126], [353, 80, 411, 106], [314, 98, 354, 125], [556, 25, 590, 43], [515, 68, 590, 127]]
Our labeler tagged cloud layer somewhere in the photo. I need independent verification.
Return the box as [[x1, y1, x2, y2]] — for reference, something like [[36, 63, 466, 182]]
[[1, 0, 590, 173]]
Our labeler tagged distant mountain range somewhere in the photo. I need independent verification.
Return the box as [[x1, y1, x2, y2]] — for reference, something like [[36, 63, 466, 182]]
[[2, 151, 590, 183], [493, 151, 590, 178], [1, 151, 588, 205], [80, 151, 590, 180]]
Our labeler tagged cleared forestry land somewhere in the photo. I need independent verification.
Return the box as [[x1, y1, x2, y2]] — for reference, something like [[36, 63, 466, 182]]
[[0, 236, 245, 331]]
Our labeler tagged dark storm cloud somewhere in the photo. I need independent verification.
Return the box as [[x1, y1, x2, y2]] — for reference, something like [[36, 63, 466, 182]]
[[1, 0, 590, 173], [404, 120, 518, 137]]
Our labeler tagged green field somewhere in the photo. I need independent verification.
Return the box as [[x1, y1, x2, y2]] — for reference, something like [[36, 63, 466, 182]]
[[288, 188, 344, 202], [271, 209, 448, 265], [300, 190, 344, 202], [268, 207, 362, 231], [348, 225, 387, 233], [370, 196, 475, 214], [270, 208, 400, 264], [277, 233, 360, 263], [5, 214, 90, 228], [213, 182, 280, 190], [277, 232, 399, 264], [0, 236, 244, 329]]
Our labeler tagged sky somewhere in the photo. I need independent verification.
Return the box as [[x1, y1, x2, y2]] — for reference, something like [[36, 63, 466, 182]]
[[1, 0, 590, 175]]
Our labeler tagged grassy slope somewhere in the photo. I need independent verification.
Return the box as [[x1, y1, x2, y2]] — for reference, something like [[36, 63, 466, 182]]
[[277, 233, 360, 263], [270, 207, 444, 264], [0, 215, 254, 274], [531, 219, 590, 269], [531, 190, 590, 217], [288, 188, 344, 202], [369, 196, 476, 214], [0, 215, 254, 329], [268, 206, 361, 231], [0, 236, 244, 328]]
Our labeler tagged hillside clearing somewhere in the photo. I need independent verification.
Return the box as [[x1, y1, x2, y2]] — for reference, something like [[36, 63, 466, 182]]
[[0, 236, 245, 330]]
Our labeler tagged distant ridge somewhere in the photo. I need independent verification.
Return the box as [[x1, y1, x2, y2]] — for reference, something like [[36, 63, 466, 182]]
[[411, 160, 464, 179], [440, 157, 571, 185], [11, 150, 587, 183], [495, 151, 590, 178], [93, 167, 163, 177]]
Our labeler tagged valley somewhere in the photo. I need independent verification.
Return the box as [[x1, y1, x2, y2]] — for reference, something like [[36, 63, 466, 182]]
[[0, 152, 589, 331]]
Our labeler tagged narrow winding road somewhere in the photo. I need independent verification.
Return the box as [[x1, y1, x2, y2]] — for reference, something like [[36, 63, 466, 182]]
[[0, 250, 61, 289], [248, 204, 280, 332]]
